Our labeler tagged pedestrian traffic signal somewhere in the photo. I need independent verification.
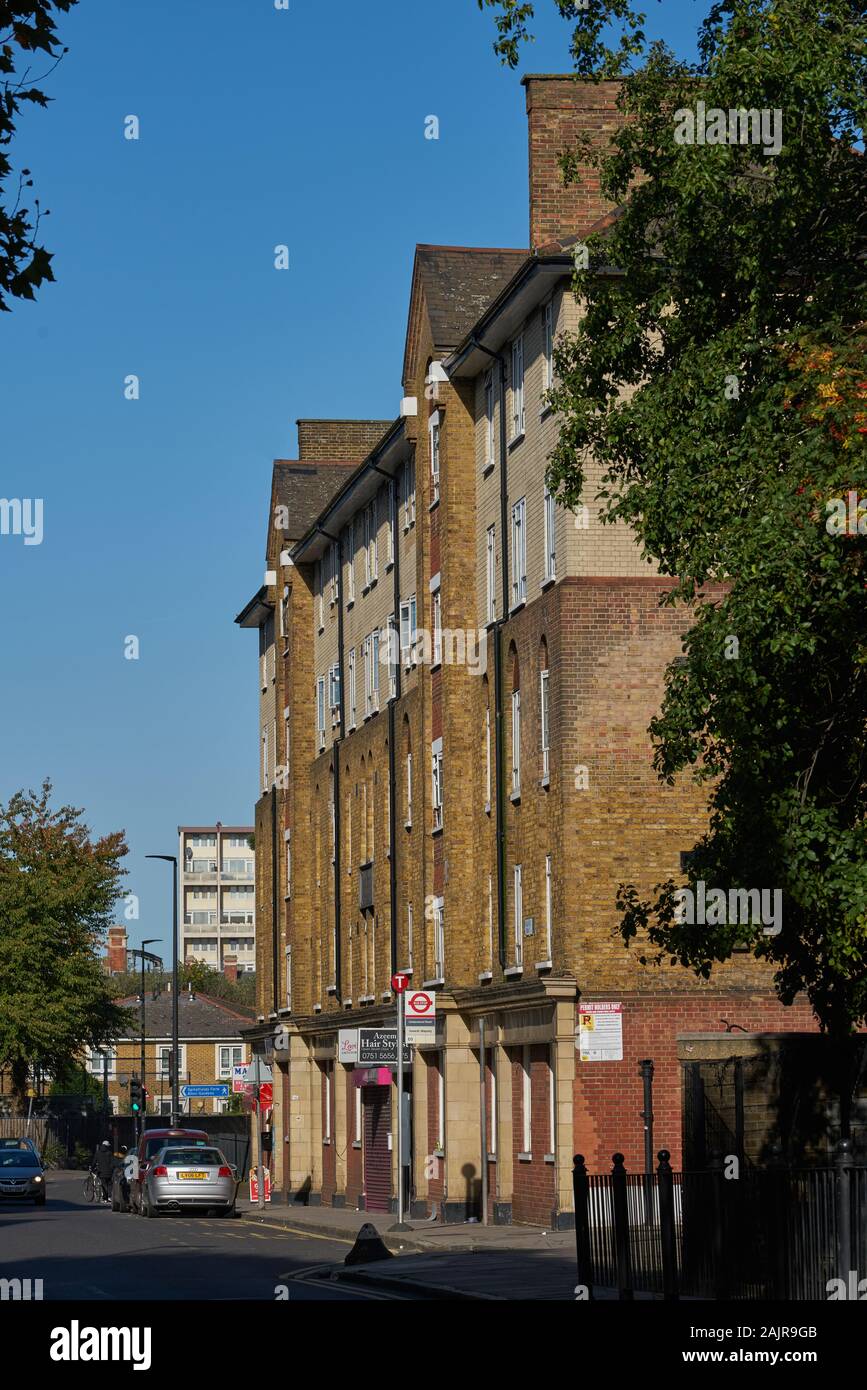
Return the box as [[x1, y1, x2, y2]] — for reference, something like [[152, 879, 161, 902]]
[[130, 1075, 142, 1113]]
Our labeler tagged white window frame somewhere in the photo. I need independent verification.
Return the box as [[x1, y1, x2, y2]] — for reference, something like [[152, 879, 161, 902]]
[[514, 863, 524, 968], [521, 1046, 532, 1154], [545, 853, 553, 960], [316, 558, 324, 632], [542, 299, 554, 392], [217, 1044, 244, 1078], [345, 522, 355, 604], [286, 840, 292, 900], [432, 737, 444, 832], [511, 335, 525, 440], [544, 485, 556, 582], [329, 541, 339, 604], [403, 456, 416, 529], [486, 525, 496, 624], [316, 676, 326, 751], [400, 595, 417, 665], [540, 668, 550, 778], [87, 1047, 117, 1079], [386, 480, 395, 566], [484, 369, 495, 466], [329, 663, 340, 712], [370, 629, 380, 711], [406, 750, 413, 827], [387, 614, 397, 699], [433, 899, 445, 981], [362, 637, 371, 715], [511, 688, 521, 796], [511, 497, 527, 607], [429, 413, 441, 504], [484, 704, 492, 809], [432, 586, 442, 667], [348, 648, 356, 728]]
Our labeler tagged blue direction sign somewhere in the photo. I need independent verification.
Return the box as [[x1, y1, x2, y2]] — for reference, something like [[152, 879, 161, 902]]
[[180, 1084, 230, 1099]]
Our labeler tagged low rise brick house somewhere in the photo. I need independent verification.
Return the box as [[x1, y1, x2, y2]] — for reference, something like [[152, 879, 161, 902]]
[[84, 988, 254, 1119], [236, 75, 825, 1224]]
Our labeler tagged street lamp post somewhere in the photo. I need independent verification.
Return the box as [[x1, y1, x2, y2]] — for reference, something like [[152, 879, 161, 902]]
[[136, 939, 162, 1141], [146, 855, 179, 1125]]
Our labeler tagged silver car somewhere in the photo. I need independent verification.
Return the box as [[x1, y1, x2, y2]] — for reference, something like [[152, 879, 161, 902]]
[[140, 1145, 238, 1217], [0, 1148, 46, 1206]]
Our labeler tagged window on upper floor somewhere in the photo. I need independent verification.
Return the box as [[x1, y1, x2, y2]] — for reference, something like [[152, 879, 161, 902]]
[[511, 335, 525, 440], [363, 497, 378, 587], [484, 369, 495, 467], [344, 522, 355, 604], [540, 666, 550, 780], [403, 456, 416, 529], [432, 737, 443, 832], [544, 486, 557, 583], [348, 648, 357, 728], [542, 300, 554, 393], [486, 525, 496, 625], [511, 497, 527, 608], [329, 540, 339, 604], [432, 586, 442, 667], [429, 413, 441, 504], [514, 864, 524, 968], [386, 480, 395, 566], [316, 676, 326, 751], [400, 595, 417, 665]]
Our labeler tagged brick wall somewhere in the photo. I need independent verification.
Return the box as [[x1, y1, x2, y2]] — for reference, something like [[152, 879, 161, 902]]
[[573, 992, 820, 1173], [297, 419, 392, 463], [523, 75, 623, 247]]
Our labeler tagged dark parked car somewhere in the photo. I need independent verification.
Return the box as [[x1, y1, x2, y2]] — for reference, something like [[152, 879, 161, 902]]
[[0, 1149, 46, 1206]]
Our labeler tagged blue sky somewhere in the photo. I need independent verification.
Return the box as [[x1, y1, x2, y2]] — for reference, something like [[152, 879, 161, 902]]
[[0, 0, 699, 953]]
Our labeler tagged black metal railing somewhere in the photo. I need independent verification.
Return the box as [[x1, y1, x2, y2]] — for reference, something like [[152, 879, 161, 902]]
[[573, 1143, 866, 1300]]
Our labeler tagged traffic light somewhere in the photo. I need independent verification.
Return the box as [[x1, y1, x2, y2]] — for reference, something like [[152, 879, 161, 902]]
[[130, 1075, 142, 1113]]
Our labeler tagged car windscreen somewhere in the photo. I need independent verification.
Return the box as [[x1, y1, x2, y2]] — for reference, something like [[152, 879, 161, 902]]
[[0, 1151, 38, 1168], [159, 1149, 223, 1167], [0, 1139, 32, 1149], [144, 1137, 206, 1159]]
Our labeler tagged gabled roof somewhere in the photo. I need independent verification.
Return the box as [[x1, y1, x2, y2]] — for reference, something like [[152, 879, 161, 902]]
[[271, 461, 357, 548], [114, 992, 255, 1041], [402, 244, 529, 386]]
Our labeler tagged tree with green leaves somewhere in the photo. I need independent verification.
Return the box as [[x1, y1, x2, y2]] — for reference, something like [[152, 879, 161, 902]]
[[0, 1, 77, 310], [0, 781, 133, 1107], [478, 0, 867, 1035]]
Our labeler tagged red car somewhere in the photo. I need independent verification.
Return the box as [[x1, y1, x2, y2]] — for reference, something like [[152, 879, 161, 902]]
[[121, 1128, 210, 1214]]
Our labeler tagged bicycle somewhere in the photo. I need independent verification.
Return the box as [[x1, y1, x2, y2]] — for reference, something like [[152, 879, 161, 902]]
[[82, 1168, 101, 1203]]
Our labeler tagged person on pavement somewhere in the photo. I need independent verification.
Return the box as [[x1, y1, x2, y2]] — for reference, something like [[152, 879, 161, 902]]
[[94, 1139, 114, 1203]]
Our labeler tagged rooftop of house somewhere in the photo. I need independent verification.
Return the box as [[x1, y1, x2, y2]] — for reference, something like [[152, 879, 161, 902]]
[[273, 461, 359, 543], [114, 991, 255, 1040]]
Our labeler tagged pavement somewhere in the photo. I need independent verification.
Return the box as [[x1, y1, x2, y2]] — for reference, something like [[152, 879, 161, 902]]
[[235, 1193, 584, 1299]]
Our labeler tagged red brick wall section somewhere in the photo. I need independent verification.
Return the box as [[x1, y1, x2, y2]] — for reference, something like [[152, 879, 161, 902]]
[[523, 76, 623, 248], [573, 992, 820, 1174], [511, 1044, 556, 1225]]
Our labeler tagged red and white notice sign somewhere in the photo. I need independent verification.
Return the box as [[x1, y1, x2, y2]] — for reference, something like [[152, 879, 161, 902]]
[[576, 1002, 623, 1061]]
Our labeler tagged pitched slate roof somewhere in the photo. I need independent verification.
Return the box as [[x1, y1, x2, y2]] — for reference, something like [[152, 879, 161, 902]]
[[403, 244, 529, 385], [114, 992, 255, 1041], [273, 462, 358, 543]]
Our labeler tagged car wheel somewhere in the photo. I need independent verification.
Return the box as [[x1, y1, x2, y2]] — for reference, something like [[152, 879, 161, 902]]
[[220, 1203, 236, 1219], [142, 1190, 156, 1218]]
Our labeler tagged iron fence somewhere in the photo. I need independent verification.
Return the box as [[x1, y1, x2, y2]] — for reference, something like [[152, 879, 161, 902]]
[[574, 1145, 867, 1300]]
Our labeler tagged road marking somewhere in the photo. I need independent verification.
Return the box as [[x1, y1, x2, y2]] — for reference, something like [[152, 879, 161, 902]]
[[244, 1220, 356, 1245]]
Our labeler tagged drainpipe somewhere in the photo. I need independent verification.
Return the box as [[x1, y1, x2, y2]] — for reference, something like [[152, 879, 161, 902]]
[[371, 462, 402, 975], [470, 338, 509, 968], [319, 525, 343, 1002]]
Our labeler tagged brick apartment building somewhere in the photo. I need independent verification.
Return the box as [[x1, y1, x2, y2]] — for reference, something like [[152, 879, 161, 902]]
[[235, 76, 822, 1225]]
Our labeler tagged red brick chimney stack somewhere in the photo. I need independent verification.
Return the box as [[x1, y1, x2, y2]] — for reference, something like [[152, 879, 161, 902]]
[[522, 75, 623, 249], [223, 954, 239, 983], [106, 925, 128, 974]]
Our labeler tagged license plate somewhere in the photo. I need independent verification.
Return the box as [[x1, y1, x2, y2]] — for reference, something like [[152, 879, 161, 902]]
[[178, 1172, 207, 1181]]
